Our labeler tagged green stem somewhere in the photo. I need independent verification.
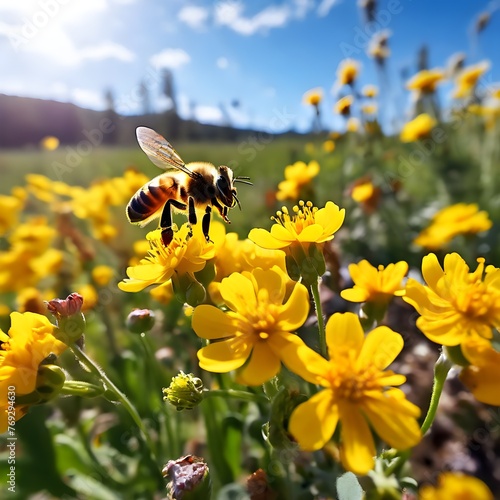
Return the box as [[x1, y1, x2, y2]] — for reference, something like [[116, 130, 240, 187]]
[[60, 381, 104, 398], [70, 345, 161, 474], [310, 279, 327, 358], [420, 352, 452, 435], [204, 389, 268, 404], [384, 352, 452, 477]]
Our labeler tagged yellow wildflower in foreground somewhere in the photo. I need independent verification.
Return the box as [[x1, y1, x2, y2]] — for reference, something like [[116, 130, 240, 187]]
[[406, 69, 445, 94], [414, 203, 492, 250], [302, 87, 323, 106], [119, 224, 215, 292], [341, 260, 408, 304], [400, 113, 436, 142], [249, 201, 345, 250], [287, 313, 421, 474], [0, 312, 66, 400], [459, 336, 500, 406], [276, 160, 320, 201], [419, 472, 493, 500], [404, 253, 500, 346], [336, 59, 360, 86], [192, 269, 309, 386]]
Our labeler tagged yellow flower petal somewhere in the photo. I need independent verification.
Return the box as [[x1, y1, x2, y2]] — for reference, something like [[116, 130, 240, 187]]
[[219, 273, 257, 313], [289, 390, 338, 451], [248, 228, 289, 249], [361, 389, 421, 449], [275, 282, 309, 331], [296, 224, 325, 243], [236, 341, 281, 386], [356, 326, 403, 370], [197, 337, 252, 373], [325, 312, 364, 359], [338, 401, 376, 474], [192, 305, 240, 340], [252, 268, 286, 305]]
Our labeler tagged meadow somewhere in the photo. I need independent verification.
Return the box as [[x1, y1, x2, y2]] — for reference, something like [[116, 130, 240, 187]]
[[1, 64, 500, 499]]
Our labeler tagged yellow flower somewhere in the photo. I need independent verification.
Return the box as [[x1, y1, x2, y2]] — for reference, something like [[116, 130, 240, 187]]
[[419, 472, 493, 500], [74, 284, 99, 311], [368, 30, 390, 61], [287, 312, 421, 474], [276, 161, 320, 201], [404, 253, 500, 346], [349, 177, 381, 214], [192, 268, 310, 385], [459, 336, 500, 405], [150, 281, 175, 305], [40, 136, 60, 151], [16, 287, 49, 315], [249, 201, 345, 250], [341, 260, 408, 303], [336, 59, 360, 86], [0, 312, 66, 399], [119, 224, 215, 292], [452, 61, 490, 99], [0, 193, 25, 236], [334, 95, 353, 116], [302, 87, 323, 106], [406, 69, 445, 94], [362, 84, 378, 98], [400, 113, 436, 142], [346, 117, 360, 133], [414, 203, 492, 250], [92, 265, 115, 287], [322, 140, 336, 153], [361, 103, 377, 115]]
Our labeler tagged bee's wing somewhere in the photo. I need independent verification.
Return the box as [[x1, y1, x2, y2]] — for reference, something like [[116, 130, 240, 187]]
[[136, 127, 194, 177]]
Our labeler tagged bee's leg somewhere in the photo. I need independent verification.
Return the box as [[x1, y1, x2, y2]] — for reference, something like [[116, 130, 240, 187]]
[[188, 197, 197, 225], [160, 199, 187, 246], [202, 206, 212, 242], [211, 198, 230, 223]]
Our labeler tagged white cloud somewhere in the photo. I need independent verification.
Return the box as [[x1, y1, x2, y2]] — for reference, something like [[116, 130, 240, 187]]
[[150, 48, 191, 69], [79, 42, 135, 62], [215, 1, 291, 36], [216, 57, 229, 69], [178, 6, 209, 30], [195, 105, 224, 124], [71, 88, 105, 110], [317, 0, 340, 17], [294, 0, 315, 18]]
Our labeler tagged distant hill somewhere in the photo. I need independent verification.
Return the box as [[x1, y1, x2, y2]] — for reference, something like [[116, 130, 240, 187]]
[[0, 94, 299, 149]]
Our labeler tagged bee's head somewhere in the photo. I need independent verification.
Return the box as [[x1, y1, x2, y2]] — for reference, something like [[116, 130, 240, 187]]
[[216, 166, 238, 208]]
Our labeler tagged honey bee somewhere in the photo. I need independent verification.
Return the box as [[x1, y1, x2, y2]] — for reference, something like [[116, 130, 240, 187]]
[[127, 127, 251, 246]]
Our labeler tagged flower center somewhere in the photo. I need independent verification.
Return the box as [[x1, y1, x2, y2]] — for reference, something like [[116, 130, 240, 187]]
[[272, 200, 318, 235], [327, 352, 381, 402]]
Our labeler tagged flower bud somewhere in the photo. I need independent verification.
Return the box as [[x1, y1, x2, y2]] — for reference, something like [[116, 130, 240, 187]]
[[47, 293, 86, 345], [35, 364, 66, 403], [126, 309, 156, 334], [47, 293, 84, 317], [163, 372, 204, 411], [163, 455, 211, 500]]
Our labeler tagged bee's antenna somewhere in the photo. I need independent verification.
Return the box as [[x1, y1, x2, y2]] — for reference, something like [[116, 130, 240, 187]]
[[233, 193, 242, 210], [234, 177, 253, 186]]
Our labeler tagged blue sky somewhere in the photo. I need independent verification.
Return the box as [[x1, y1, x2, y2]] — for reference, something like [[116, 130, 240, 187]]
[[0, 0, 499, 132]]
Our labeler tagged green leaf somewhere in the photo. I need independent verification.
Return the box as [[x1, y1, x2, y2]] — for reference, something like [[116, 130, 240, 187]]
[[337, 472, 364, 500]]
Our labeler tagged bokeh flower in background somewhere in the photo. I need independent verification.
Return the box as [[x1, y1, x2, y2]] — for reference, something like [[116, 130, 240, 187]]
[[414, 203, 492, 250], [400, 113, 436, 142], [406, 68, 445, 95], [452, 60, 490, 99], [419, 472, 493, 500], [275, 160, 320, 201]]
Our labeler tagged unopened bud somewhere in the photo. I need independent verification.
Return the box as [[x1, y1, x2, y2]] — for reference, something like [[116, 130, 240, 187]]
[[35, 364, 66, 403], [47, 293, 84, 318], [162, 455, 211, 500], [163, 372, 204, 411], [126, 308, 156, 334]]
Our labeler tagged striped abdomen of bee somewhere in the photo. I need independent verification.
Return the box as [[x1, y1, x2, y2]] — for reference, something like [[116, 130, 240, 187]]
[[126, 173, 186, 227]]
